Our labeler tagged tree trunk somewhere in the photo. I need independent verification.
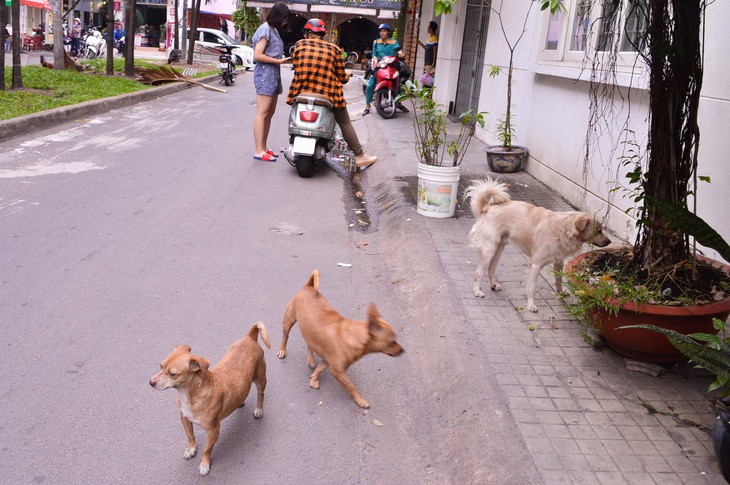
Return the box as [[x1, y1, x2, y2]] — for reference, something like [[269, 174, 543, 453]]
[[639, 0, 703, 273], [106, 1, 114, 75], [124, 0, 137, 76], [52, 0, 64, 70], [11, 0, 21, 88], [173, 0, 179, 50], [186, 0, 202, 65]]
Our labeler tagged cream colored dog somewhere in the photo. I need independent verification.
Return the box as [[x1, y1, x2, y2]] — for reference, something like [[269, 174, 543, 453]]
[[465, 178, 611, 312], [149, 321, 271, 476]]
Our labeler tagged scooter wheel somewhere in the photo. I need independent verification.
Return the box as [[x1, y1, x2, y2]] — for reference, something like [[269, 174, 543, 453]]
[[223, 72, 232, 86], [374, 89, 397, 119], [296, 156, 314, 178]]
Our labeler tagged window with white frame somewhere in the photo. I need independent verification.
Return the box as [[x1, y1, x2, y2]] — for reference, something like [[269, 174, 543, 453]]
[[539, 0, 647, 64]]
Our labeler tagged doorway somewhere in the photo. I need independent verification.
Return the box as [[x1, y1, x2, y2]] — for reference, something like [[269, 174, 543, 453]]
[[453, 0, 491, 116]]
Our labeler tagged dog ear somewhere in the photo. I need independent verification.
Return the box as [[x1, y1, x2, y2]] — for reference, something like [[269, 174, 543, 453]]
[[175, 345, 192, 353], [188, 356, 210, 373], [367, 303, 382, 332], [574, 215, 591, 233]]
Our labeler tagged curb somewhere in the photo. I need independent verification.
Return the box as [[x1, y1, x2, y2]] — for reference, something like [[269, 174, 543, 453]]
[[0, 74, 221, 143]]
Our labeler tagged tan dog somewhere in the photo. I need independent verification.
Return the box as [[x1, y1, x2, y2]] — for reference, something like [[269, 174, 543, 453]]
[[149, 321, 271, 476], [277, 270, 404, 409], [465, 178, 611, 312]]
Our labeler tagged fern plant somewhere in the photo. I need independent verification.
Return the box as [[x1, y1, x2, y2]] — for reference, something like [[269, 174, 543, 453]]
[[621, 319, 730, 396]]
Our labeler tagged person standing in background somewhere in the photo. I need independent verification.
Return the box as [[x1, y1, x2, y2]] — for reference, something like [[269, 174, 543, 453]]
[[251, 2, 290, 161], [417, 21, 438, 87], [69, 18, 82, 56]]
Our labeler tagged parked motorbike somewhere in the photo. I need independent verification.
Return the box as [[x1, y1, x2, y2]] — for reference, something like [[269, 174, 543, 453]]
[[215, 44, 237, 86], [371, 55, 411, 119], [283, 92, 337, 178], [81, 28, 105, 59]]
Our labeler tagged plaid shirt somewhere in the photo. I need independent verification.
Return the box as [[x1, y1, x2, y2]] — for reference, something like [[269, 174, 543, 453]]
[[286, 38, 350, 109]]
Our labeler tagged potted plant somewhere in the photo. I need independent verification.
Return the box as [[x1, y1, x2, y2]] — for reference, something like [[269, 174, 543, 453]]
[[564, 1, 730, 363], [398, 81, 485, 218]]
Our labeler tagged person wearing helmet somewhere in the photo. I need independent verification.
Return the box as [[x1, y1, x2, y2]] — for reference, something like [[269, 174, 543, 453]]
[[251, 2, 291, 161], [286, 18, 378, 169], [362, 23, 406, 116]]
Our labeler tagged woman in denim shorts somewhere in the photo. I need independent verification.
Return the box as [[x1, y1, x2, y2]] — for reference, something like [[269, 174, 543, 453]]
[[251, 3, 290, 161]]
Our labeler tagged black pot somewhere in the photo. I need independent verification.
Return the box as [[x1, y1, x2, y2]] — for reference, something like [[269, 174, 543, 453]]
[[713, 404, 730, 482]]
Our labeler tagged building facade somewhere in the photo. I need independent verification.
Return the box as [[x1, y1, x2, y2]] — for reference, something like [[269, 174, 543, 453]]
[[426, 0, 729, 261]]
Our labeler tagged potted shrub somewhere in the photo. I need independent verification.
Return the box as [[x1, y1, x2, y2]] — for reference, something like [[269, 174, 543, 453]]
[[398, 81, 485, 218], [564, 1, 730, 363]]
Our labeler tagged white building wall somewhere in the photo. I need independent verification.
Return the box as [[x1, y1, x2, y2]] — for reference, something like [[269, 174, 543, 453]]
[[432, 0, 729, 262]]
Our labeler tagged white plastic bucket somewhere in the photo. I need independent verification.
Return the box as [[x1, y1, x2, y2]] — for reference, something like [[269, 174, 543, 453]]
[[416, 163, 460, 218]]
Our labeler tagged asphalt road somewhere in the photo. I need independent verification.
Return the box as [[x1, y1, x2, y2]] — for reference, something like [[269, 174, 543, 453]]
[[0, 69, 541, 484]]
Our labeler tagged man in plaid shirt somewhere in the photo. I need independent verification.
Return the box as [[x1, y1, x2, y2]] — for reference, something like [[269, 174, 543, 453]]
[[287, 19, 378, 169]]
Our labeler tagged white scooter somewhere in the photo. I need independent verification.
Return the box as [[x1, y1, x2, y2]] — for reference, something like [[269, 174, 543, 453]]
[[283, 92, 337, 178], [85, 28, 106, 59]]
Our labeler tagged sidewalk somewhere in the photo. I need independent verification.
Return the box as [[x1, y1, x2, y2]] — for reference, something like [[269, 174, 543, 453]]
[[356, 97, 726, 483]]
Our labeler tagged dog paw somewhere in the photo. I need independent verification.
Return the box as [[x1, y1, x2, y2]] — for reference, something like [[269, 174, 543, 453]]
[[253, 407, 263, 419], [199, 462, 210, 476], [527, 303, 538, 313], [309, 378, 320, 389], [491, 283, 503, 292], [474, 289, 485, 298], [183, 446, 197, 460], [277, 350, 286, 359], [356, 399, 370, 409]]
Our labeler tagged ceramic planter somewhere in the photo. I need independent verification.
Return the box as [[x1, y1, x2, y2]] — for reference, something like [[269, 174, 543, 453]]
[[485, 145, 528, 173], [566, 251, 730, 364]]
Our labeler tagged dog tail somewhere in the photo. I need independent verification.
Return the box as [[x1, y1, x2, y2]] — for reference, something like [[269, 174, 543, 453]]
[[464, 177, 511, 217], [247, 321, 271, 349], [306, 269, 320, 291]]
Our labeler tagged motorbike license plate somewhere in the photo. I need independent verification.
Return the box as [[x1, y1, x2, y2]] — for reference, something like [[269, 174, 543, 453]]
[[292, 136, 316, 156], [219, 62, 228, 69]]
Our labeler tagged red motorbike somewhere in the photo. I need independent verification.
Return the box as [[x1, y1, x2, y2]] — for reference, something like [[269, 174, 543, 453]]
[[372, 55, 411, 119]]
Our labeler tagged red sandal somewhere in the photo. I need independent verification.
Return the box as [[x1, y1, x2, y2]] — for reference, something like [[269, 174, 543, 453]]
[[253, 153, 277, 162]]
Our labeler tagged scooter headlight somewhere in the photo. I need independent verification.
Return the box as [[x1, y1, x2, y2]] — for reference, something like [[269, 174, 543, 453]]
[[378, 59, 388, 69]]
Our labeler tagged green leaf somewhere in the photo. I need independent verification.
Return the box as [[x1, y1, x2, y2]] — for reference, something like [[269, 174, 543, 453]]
[[699, 175, 711, 183]]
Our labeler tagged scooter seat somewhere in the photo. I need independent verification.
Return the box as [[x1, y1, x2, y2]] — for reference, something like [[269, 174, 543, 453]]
[[294, 92, 333, 109]]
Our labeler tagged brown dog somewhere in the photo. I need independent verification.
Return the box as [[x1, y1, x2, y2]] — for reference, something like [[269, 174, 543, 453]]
[[465, 178, 612, 312], [149, 321, 271, 476], [277, 270, 404, 409]]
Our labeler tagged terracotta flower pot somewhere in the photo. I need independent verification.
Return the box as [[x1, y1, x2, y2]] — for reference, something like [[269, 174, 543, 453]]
[[566, 251, 730, 364]]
